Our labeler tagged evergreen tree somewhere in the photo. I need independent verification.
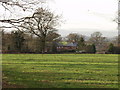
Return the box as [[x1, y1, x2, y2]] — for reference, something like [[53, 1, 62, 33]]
[[78, 37, 85, 50], [11, 31, 25, 52], [52, 41, 57, 53], [108, 43, 114, 54], [91, 44, 96, 53]]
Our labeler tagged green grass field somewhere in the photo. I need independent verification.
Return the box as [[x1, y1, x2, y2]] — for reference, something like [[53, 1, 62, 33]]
[[2, 54, 118, 88]]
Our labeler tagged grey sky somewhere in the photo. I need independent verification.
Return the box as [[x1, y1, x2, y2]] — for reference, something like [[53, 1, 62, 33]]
[[48, 0, 118, 37], [0, 0, 118, 37]]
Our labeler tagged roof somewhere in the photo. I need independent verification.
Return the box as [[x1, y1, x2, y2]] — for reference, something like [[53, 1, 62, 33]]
[[56, 42, 77, 47], [56, 42, 63, 46], [65, 42, 77, 47]]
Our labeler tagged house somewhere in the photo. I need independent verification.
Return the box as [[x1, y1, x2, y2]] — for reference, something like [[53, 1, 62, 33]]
[[56, 42, 77, 52]]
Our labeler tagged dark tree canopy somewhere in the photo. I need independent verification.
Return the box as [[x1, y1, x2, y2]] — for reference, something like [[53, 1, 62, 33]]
[[91, 44, 96, 53], [11, 30, 25, 52], [108, 43, 114, 53]]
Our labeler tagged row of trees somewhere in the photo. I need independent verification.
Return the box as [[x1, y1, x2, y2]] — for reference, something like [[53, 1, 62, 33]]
[[2, 29, 61, 53], [2, 29, 119, 54], [65, 32, 119, 53]]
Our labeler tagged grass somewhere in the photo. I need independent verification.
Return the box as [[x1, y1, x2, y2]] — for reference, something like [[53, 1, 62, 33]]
[[2, 54, 118, 88]]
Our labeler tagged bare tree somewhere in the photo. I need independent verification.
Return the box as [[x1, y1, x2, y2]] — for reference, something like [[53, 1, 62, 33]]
[[46, 31, 61, 42], [0, 0, 47, 29], [89, 32, 106, 51], [0, 0, 46, 12], [0, 0, 62, 53], [20, 7, 62, 53], [66, 33, 84, 42]]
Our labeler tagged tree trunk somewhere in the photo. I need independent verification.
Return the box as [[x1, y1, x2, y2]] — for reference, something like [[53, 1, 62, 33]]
[[41, 36, 46, 54]]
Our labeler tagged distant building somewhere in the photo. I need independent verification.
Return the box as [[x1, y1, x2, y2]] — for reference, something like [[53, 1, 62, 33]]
[[56, 42, 77, 52]]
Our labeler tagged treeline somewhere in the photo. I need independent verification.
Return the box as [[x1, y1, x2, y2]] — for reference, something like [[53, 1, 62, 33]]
[[2, 30, 61, 53], [2, 30, 120, 54], [65, 32, 120, 54]]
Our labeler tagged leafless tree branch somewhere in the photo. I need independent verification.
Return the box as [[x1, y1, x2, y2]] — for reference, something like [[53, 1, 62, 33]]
[[0, 0, 46, 11]]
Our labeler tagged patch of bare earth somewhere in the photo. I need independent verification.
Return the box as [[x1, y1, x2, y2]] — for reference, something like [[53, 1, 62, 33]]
[[2, 80, 26, 88]]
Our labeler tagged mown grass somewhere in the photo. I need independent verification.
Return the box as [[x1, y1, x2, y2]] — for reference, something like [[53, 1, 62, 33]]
[[2, 54, 118, 88]]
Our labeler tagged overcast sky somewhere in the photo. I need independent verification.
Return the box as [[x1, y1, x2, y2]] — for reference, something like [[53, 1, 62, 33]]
[[48, 0, 118, 37], [0, 0, 118, 37]]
